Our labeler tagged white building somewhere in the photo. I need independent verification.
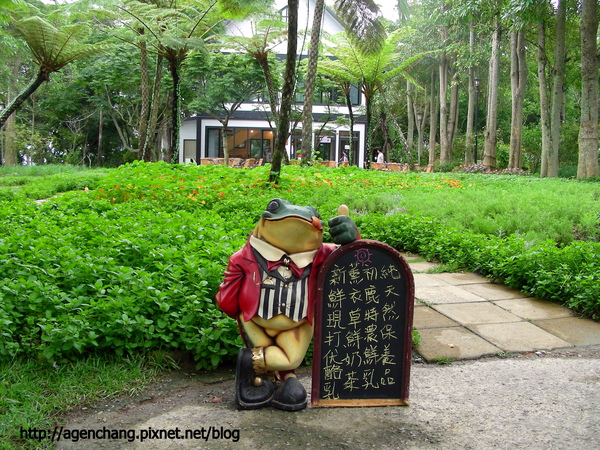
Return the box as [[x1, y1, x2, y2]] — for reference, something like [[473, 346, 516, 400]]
[[179, 0, 367, 167]]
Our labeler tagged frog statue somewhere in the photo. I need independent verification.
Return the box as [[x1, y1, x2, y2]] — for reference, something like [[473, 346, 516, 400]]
[[216, 198, 359, 411]]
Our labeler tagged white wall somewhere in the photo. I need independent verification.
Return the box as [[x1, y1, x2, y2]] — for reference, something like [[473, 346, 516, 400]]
[[179, 1, 366, 166], [179, 117, 366, 168]]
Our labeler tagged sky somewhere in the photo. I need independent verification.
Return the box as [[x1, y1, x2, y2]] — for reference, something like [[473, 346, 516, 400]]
[[376, 1, 399, 21], [43, 0, 400, 21]]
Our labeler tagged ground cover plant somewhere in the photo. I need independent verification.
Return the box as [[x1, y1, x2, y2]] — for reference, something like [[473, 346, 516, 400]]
[[1, 162, 599, 447], [0, 354, 162, 450], [0, 164, 108, 201], [2, 161, 599, 367]]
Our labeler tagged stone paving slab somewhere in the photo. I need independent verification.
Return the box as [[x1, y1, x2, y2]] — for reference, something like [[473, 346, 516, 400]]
[[414, 327, 501, 361], [412, 273, 451, 288], [429, 272, 491, 285], [405, 260, 600, 362], [533, 317, 600, 347], [416, 285, 488, 305], [408, 261, 440, 272], [432, 302, 524, 326], [461, 282, 529, 300], [493, 298, 575, 321], [469, 322, 572, 353], [413, 305, 459, 329]]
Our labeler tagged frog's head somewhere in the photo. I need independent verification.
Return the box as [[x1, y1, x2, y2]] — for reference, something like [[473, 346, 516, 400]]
[[253, 198, 324, 253]]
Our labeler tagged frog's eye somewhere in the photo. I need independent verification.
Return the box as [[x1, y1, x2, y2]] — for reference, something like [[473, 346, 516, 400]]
[[266, 199, 281, 213]]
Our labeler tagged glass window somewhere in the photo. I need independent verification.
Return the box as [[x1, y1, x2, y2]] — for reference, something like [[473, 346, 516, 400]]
[[349, 85, 360, 106], [316, 133, 334, 160], [183, 140, 196, 162], [339, 131, 360, 164], [207, 129, 220, 157], [207, 128, 274, 160]]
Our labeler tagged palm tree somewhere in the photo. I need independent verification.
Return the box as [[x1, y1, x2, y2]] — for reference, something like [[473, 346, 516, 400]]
[[0, 16, 111, 131], [299, 0, 387, 163], [333, 0, 386, 54], [320, 30, 427, 160], [218, 17, 288, 125], [270, 0, 298, 182], [115, 0, 223, 162], [299, 0, 327, 163]]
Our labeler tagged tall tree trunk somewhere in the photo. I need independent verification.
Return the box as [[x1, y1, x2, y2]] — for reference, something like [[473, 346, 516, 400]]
[[364, 85, 377, 161], [406, 81, 414, 153], [0, 126, 4, 166], [270, 0, 298, 183], [138, 36, 151, 161], [98, 108, 104, 167], [343, 82, 355, 164], [300, 0, 325, 162], [547, 0, 566, 177], [465, 22, 475, 165], [168, 55, 181, 164], [439, 64, 458, 165], [578, 0, 600, 178], [448, 72, 459, 147], [509, 29, 527, 169], [538, 20, 551, 177], [439, 51, 451, 164], [438, 2, 452, 165], [483, 17, 500, 169], [2, 58, 25, 165], [414, 90, 429, 167], [0, 71, 45, 133], [3, 111, 17, 166], [148, 55, 164, 161], [256, 55, 279, 123], [428, 68, 438, 168], [222, 126, 231, 163], [380, 91, 409, 159]]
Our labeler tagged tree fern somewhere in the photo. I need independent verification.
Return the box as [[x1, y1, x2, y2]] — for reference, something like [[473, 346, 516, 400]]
[[0, 16, 112, 130]]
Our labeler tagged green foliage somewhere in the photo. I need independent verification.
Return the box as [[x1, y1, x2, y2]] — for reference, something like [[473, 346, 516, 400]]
[[0, 354, 160, 449], [357, 214, 600, 318], [10, 16, 106, 71], [454, 164, 529, 176], [412, 329, 421, 345], [0, 162, 599, 374], [185, 51, 265, 123], [0, 166, 108, 200]]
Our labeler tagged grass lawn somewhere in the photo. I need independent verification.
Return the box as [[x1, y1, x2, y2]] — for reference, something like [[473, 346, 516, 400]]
[[1, 162, 599, 448]]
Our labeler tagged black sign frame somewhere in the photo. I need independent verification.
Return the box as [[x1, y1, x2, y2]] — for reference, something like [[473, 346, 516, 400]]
[[311, 239, 414, 407]]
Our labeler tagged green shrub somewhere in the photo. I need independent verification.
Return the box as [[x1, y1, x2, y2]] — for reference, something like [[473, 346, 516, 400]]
[[358, 214, 600, 318], [0, 162, 599, 370], [558, 165, 578, 178]]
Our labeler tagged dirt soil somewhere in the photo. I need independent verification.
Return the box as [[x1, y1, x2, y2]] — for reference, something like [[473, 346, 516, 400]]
[[57, 348, 600, 450]]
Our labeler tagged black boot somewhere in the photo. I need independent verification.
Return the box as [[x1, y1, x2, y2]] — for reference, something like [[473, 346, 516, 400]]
[[271, 376, 308, 411], [234, 348, 274, 409]]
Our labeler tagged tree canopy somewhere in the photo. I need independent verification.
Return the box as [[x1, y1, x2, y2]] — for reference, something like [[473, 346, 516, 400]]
[[0, 0, 597, 178]]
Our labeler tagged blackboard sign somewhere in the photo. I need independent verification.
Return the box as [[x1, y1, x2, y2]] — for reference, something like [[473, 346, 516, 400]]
[[311, 240, 414, 407]]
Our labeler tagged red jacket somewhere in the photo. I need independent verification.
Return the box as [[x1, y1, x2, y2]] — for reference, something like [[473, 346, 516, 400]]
[[216, 237, 337, 325]]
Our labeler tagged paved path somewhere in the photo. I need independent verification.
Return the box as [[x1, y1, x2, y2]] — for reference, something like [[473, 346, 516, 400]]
[[405, 256, 600, 362], [56, 254, 600, 449]]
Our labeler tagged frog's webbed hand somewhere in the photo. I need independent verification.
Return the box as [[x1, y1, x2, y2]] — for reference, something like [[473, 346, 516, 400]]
[[328, 215, 359, 245]]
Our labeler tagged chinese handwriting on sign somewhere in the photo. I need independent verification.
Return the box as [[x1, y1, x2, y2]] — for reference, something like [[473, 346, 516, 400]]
[[313, 241, 414, 406]]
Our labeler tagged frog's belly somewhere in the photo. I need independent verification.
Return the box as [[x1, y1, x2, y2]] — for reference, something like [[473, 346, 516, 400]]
[[251, 315, 308, 331]]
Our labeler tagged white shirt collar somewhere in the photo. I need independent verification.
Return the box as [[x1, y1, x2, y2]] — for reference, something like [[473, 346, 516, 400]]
[[249, 235, 318, 268]]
